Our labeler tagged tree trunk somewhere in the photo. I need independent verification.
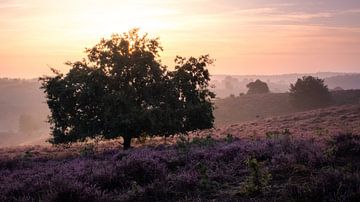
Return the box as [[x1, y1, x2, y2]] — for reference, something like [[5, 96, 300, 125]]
[[123, 136, 132, 150]]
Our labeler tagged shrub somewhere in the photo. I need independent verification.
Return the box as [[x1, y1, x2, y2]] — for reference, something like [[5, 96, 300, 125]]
[[266, 129, 291, 140], [224, 134, 235, 143], [241, 158, 271, 196], [327, 133, 360, 157], [191, 135, 216, 148], [289, 76, 331, 109], [246, 79, 270, 94], [79, 143, 95, 157]]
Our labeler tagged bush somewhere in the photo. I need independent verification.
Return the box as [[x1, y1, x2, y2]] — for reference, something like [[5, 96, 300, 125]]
[[246, 79, 270, 94], [289, 76, 331, 109], [327, 133, 360, 157], [241, 158, 271, 196], [79, 143, 95, 157]]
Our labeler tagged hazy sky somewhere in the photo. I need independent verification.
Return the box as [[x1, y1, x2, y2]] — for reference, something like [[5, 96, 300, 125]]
[[0, 0, 360, 78]]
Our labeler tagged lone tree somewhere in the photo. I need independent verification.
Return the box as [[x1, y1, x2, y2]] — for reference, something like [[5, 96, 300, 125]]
[[289, 76, 331, 109], [246, 79, 270, 94], [40, 29, 215, 150]]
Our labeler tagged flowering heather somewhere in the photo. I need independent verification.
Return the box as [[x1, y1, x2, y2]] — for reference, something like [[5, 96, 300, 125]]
[[1, 131, 359, 201], [208, 104, 360, 141]]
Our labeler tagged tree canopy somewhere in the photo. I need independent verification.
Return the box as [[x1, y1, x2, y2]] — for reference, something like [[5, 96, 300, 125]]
[[246, 79, 270, 95], [289, 76, 331, 109], [40, 29, 215, 149]]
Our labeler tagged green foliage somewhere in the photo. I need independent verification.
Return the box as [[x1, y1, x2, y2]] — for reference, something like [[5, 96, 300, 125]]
[[79, 143, 95, 157], [241, 158, 271, 196], [40, 29, 215, 149], [23, 150, 34, 159], [289, 76, 331, 109], [171, 55, 216, 132], [176, 135, 191, 153], [192, 135, 216, 147], [246, 79, 270, 95], [327, 133, 360, 158], [195, 162, 221, 192], [314, 127, 329, 137], [266, 128, 292, 139], [137, 134, 147, 144], [176, 134, 215, 152], [224, 133, 235, 143]]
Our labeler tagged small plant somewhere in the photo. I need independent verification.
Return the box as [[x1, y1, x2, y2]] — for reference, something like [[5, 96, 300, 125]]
[[128, 181, 143, 195], [224, 133, 235, 143], [137, 134, 147, 144], [192, 135, 215, 147], [250, 130, 258, 140], [23, 150, 33, 159], [266, 131, 280, 139], [266, 129, 291, 139], [176, 134, 190, 146], [195, 162, 220, 192], [79, 143, 95, 157], [314, 127, 329, 137], [176, 134, 191, 153], [327, 133, 360, 157], [241, 158, 272, 196], [177, 134, 216, 151]]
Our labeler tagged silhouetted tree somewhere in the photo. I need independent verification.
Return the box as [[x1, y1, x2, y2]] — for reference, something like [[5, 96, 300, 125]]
[[40, 29, 215, 150], [246, 79, 270, 94], [289, 76, 331, 109]]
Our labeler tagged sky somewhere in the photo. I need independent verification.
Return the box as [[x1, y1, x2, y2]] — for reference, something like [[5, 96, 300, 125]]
[[0, 0, 360, 78]]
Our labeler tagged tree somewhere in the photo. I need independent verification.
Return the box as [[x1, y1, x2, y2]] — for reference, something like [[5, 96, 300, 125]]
[[40, 29, 215, 150], [289, 76, 331, 109], [246, 79, 270, 94]]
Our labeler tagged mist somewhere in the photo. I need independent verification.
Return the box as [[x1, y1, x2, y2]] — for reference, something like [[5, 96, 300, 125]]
[[1, 72, 360, 147], [0, 78, 49, 147]]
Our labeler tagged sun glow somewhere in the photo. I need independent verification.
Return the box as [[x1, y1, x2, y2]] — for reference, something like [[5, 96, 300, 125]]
[[63, 3, 177, 38], [0, 0, 360, 78]]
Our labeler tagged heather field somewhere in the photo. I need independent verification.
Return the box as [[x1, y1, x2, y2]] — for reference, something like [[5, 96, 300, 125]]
[[1, 104, 360, 201], [2, 0, 360, 201], [212, 104, 360, 141]]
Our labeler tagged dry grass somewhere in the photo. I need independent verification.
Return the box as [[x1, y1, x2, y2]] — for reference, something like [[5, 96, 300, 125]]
[[207, 104, 360, 141], [1, 104, 359, 158]]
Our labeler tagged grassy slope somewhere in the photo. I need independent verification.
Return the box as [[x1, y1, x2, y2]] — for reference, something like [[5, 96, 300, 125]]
[[0, 105, 360, 201], [214, 90, 360, 126], [1, 104, 360, 157], [210, 104, 360, 141]]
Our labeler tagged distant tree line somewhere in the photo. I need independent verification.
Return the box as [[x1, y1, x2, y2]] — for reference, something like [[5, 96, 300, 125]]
[[234, 76, 332, 109]]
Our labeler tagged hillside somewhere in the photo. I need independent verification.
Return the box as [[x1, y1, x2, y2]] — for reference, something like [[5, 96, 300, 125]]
[[0, 77, 359, 147], [211, 73, 360, 98], [211, 104, 360, 141], [214, 90, 360, 126], [2, 104, 359, 154], [0, 104, 359, 201]]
